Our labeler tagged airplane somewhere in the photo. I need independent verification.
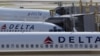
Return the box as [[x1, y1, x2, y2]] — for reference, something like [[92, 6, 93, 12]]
[[0, 32, 99, 53], [0, 7, 92, 21], [0, 7, 53, 21], [0, 5, 94, 32], [0, 21, 64, 32]]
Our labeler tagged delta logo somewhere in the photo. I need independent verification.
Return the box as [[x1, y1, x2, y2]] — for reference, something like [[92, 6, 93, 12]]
[[1, 24, 6, 29], [44, 36, 53, 44]]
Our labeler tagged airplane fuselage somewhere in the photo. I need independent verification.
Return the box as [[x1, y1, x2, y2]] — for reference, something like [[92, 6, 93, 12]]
[[0, 32, 99, 52], [0, 8, 51, 21], [0, 21, 63, 32]]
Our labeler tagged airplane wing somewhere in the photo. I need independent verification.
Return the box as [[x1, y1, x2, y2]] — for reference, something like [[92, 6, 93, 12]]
[[53, 14, 87, 18], [60, 12, 94, 17]]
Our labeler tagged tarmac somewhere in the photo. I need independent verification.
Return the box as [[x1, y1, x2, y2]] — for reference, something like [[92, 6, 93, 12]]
[[0, 51, 100, 56]]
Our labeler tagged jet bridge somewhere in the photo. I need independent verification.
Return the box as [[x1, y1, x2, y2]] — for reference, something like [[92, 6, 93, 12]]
[[46, 13, 95, 32], [46, 17, 73, 31]]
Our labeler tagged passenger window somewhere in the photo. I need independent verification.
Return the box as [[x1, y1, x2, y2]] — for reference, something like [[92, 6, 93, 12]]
[[9, 30, 11, 32], [30, 44, 34, 48], [11, 44, 14, 48], [16, 44, 19, 48], [6, 44, 9, 48], [36, 44, 39, 48], [21, 44, 24, 48], [26, 44, 29, 48], [1, 44, 4, 48]]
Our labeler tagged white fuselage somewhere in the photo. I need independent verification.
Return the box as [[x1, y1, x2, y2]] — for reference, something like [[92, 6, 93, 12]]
[[0, 32, 99, 52], [0, 21, 63, 32], [0, 8, 51, 21]]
